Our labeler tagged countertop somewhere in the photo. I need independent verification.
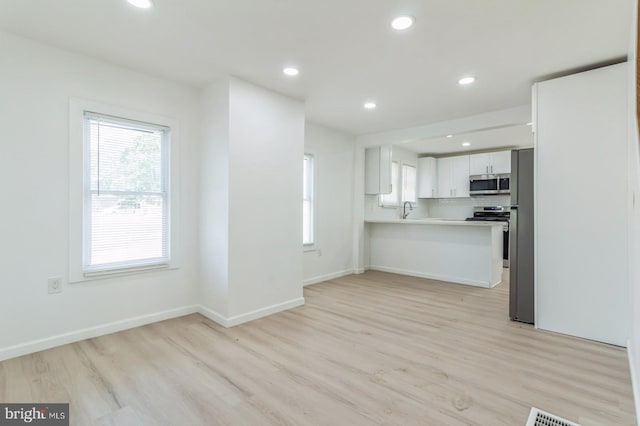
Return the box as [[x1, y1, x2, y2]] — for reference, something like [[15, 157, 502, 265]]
[[364, 218, 504, 227]]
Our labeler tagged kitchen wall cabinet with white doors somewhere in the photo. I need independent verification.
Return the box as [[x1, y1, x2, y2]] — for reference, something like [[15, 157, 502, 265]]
[[469, 151, 511, 175], [365, 145, 392, 195], [417, 157, 437, 198], [437, 155, 470, 198]]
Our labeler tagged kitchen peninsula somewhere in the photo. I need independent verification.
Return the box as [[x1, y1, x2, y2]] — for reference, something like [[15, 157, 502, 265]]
[[365, 219, 504, 288]]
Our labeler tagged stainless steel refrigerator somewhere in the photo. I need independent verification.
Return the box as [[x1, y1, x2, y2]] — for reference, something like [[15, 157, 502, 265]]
[[509, 148, 534, 324]]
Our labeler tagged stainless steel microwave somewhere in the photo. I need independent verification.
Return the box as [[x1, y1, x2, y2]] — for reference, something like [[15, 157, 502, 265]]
[[469, 174, 510, 195]]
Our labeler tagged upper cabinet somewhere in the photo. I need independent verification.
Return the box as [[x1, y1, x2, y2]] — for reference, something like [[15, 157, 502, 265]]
[[469, 150, 511, 175], [365, 145, 393, 195], [469, 153, 491, 175], [437, 155, 470, 198], [417, 157, 437, 198], [491, 151, 511, 174], [452, 156, 471, 198]]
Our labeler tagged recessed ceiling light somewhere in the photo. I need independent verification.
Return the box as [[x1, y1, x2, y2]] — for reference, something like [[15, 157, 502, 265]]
[[127, 0, 152, 9], [446, 134, 453, 138], [283, 67, 299, 76], [458, 76, 476, 86], [364, 102, 377, 110], [462, 142, 471, 147], [391, 16, 414, 31]]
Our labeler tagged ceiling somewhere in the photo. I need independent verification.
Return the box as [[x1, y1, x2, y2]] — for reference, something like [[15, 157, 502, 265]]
[[398, 124, 534, 156], [0, 0, 633, 135]]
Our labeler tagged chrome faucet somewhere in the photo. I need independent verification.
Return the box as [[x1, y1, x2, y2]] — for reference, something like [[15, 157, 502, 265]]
[[402, 201, 413, 219]]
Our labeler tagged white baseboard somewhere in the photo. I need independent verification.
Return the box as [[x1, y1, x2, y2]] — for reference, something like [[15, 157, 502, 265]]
[[197, 305, 229, 327], [353, 267, 366, 274], [627, 339, 640, 424], [0, 305, 199, 362], [367, 265, 496, 288], [303, 269, 354, 286], [225, 297, 305, 327], [0, 296, 309, 362], [197, 297, 305, 328], [0, 295, 309, 362]]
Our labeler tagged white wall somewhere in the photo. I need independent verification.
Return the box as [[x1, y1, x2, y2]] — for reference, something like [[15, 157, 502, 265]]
[[303, 122, 356, 285], [200, 80, 230, 318], [626, 0, 640, 420], [0, 32, 201, 359], [0, 31, 309, 358], [535, 63, 629, 346], [227, 78, 305, 318], [199, 77, 305, 324]]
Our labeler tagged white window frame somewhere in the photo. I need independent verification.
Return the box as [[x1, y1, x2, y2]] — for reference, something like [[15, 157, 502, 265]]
[[69, 99, 180, 282], [303, 153, 315, 246], [401, 163, 417, 203]]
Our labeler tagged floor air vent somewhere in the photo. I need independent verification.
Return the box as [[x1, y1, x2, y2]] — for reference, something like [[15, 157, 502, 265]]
[[526, 408, 581, 426]]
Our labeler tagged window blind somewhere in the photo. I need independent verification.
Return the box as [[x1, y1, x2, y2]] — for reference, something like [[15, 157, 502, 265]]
[[83, 112, 170, 273]]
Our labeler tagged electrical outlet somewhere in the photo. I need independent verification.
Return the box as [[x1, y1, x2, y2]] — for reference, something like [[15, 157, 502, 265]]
[[48, 277, 62, 294]]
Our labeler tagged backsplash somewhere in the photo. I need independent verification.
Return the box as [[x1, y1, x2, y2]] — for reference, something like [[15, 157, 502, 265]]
[[426, 195, 511, 219], [364, 195, 429, 220]]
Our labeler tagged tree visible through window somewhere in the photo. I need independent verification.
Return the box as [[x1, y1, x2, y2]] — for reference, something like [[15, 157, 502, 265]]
[[84, 112, 170, 273]]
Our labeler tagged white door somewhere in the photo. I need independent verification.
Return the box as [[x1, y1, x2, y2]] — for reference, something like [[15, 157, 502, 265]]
[[491, 151, 511, 174], [379, 145, 393, 194], [535, 63, 628, 346], [437, 157, 453, 198], [364, 145, 393, 194], [417, 157, 437, 198], [452, 155, 470, 198], [469, 153, 491, 175]]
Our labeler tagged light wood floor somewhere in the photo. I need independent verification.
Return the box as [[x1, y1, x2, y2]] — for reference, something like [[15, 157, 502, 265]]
[[0, 271, 635, 425]]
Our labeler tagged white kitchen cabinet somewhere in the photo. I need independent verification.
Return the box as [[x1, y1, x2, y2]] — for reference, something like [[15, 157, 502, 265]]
[[417, 157, 437, 198], [469, 150, 511, 175], [452, 155, 470, 197], [437, 155, 470, 198], [437, 157, 453, 198], [469, 153, 491, 175], [490, 150, 511, 174], [365, 145, 392, 195]]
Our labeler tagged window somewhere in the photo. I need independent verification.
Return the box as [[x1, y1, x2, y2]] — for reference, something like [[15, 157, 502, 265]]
[[380, 161, 400, 206], [402, 164, 417, 202], [83, 112, 170, 274], [380, 162, 417, 206], [303, 154, 314, 245]]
